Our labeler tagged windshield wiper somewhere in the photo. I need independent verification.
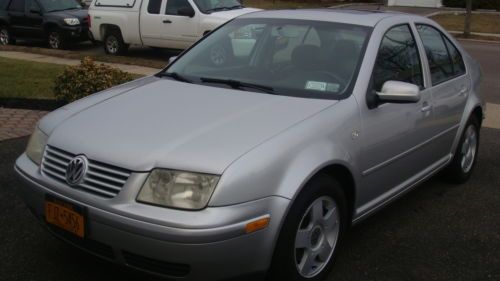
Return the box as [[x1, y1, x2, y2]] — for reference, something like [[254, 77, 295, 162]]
[[50, 7, 79, 12], [200, 77, 275, 95], [156, 72, 193, 83], [228, 4, 245, 9]]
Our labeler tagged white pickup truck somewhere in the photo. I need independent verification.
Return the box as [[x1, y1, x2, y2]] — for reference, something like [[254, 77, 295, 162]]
[[88, 0, 259, 55]]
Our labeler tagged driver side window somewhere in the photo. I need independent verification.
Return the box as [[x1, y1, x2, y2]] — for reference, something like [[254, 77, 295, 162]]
[[373, 24, 423, 92], [165, 0, 191, 15]]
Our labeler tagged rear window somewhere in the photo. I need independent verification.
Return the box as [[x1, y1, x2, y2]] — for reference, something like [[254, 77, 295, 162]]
[[95, 0, 135, 7]]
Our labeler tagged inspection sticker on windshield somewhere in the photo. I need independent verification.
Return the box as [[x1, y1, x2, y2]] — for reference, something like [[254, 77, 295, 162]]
[[305, 81, 340, 93]]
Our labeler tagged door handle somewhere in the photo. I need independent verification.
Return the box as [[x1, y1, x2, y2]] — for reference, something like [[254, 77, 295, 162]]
[[163, 19, 172, 24], [459, 87, 468, 96], [421, 102, 433, 113]]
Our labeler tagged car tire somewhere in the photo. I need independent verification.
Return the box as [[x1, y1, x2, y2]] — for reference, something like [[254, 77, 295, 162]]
[[104, 30, 128, 55], [442, 115, 480, 184], [47, 29, 67, 50], [0, 26, 14, 45], [267, 174, 348, 281]]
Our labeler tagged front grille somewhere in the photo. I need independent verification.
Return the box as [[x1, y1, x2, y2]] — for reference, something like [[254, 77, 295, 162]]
[[123, 251, 191, 277], [41, 145, 131, 198]]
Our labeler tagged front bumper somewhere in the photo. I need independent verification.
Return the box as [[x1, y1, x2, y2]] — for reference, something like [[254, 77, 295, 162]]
[[60, 25, 89, 42], [14, 154, 289, 281]]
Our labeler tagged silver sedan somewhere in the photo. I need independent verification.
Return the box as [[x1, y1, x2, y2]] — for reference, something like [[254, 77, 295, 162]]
[[15, 8, 483, 281]]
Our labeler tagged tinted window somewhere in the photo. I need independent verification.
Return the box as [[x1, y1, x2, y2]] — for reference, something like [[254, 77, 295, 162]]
[[0, 0, 9, 10], [373, 24, 423, 92], [165, 0, 191, 15], [27, 0, 41, 12], [8, 0, 25, 12], [417, 25, 463, 85], [444, 36, 466, 76], [147, 0, 161, 13]]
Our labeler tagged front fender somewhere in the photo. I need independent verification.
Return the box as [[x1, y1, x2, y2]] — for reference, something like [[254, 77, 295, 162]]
[[209, 96, 361, 207]]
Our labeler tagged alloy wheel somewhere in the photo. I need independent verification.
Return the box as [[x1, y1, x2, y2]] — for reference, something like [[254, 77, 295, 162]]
[[294, 196, 340, 278], [49, 32, 60, 49], [106, 35, 119, 54], [461, 125, 478, 173], [0, 28, 9, 45]]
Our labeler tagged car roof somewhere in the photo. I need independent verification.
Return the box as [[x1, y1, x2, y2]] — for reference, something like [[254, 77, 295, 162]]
[[238, 8, 418, 27]]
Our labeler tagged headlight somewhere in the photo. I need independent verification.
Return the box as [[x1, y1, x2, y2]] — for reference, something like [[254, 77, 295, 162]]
[[137, 169, 220, 210], [64, 18, 80, 26], [26, 128, 48, 165]]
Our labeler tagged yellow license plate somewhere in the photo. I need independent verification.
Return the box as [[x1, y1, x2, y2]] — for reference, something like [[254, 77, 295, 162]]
[[45, 196, 85, 238]]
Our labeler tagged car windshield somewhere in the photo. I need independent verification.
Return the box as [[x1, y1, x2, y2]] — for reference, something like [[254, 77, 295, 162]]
[[39, 0, 81, 12], [194, 0, 243, 13], [165, 18, 371, 99]]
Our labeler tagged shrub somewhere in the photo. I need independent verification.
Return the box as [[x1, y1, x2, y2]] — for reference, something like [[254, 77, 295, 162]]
[[54, 57, 134, 103], [442, 0, 499, 10]]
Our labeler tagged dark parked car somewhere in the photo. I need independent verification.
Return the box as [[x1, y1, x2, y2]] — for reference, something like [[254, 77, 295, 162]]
[[0, 0, 89, 49]]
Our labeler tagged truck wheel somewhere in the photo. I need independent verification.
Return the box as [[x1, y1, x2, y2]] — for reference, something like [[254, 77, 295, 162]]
[[47, 29, 67, 49], [267, 174, 348, 281], [0, 26, 14, 45], [104, 30, 128, 55]]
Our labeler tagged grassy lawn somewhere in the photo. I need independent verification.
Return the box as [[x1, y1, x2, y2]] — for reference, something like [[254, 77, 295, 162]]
[[431, 14, 500, 34], [244, 0, 334, 9], [0, 57, 65, 99]]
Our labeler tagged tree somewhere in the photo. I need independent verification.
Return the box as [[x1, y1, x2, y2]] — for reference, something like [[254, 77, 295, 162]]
[[464, 0, 473, 38]]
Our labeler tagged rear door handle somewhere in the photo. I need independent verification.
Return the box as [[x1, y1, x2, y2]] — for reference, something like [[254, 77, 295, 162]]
[[163, 19, 172, 24], [459, 87, 468, 96]]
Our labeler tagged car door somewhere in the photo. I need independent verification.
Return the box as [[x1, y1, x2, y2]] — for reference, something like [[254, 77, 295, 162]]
[[140, 0, 168, 46], [161, 0, 199, 49], [415, 24, 469, 158], [6, 0, 27, 37], [357, 24, 438, 214], [24, 0, 44, 39]]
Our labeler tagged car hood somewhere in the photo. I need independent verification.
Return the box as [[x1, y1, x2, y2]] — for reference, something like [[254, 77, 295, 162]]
[[210, 7, 261, 21], [47, 78, 335, 174], [46, 8, 88, 18]]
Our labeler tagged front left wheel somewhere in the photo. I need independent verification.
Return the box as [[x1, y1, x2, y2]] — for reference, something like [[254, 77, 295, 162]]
[[0, 26, 14, 45], [47, 30, 67, 49], [267, 174, 348, 281]]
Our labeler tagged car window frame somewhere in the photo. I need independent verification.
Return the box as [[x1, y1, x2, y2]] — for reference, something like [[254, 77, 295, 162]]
[[7, 0, 25, 12], [367, 23, 425, 108], [414, 23, 468, 87]]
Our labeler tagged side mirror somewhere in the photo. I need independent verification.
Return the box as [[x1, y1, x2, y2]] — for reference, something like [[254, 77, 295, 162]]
[[168, 56, 177, 65], [177, 6, 195, 18], [376, 81, 420, 103]]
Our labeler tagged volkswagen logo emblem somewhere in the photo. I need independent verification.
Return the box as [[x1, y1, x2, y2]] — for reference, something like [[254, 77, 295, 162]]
[[66, 155, 88, 186]]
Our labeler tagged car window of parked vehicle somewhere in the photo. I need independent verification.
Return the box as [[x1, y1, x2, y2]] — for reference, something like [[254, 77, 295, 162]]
[[8, 0, 25, 12], [0, 0, 9, 10], [147, 0, 161, 14], [416, 24, 465, 85], [38, 0, 81, 12], [27, 0, 41, 13], [373, 24, 423, 92], [165, 0, 191, 15], [165, 18, 371, 99]]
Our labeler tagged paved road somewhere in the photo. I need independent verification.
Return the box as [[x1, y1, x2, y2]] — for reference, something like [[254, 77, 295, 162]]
[[1, 41, 499, 281]]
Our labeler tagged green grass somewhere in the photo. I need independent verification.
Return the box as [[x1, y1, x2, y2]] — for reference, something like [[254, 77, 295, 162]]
[[0, 57, 65, 99], [431, 13, 500, 34]]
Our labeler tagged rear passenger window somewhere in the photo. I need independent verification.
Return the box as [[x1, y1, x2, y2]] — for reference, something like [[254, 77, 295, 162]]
[[373, 24, 423, 92], [0, 0, 9, 10], [165, 0, 191, 15], [148, 0, 162, 14], [417, 24, 465, 85], [8, 0, 25, 12]]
